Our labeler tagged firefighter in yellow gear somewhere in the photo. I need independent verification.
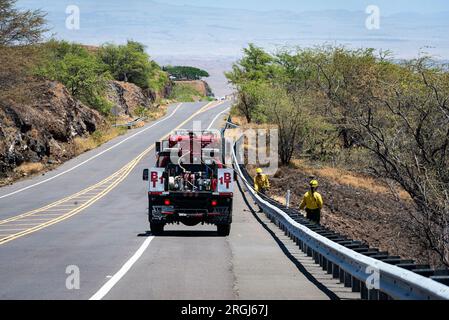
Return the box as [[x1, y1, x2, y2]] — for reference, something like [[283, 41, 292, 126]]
[[254, 168, 270, 195], [300, 180, 323, 224]]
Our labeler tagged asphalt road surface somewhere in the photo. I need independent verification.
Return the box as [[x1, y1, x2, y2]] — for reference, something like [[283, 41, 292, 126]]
[[0, 101, 330, 300]]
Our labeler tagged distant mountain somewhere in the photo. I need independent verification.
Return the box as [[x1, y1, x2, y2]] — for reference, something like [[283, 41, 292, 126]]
[[17, 0, 449, 59], [16, 0, 449, 95]]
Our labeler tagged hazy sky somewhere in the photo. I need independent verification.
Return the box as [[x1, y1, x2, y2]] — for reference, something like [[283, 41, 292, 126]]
[[158, 0, 449, 14], [17, 0, 449, 95]]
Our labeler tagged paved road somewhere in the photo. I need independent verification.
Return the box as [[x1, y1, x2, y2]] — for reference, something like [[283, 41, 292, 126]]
[[0, 101, 330, 300]]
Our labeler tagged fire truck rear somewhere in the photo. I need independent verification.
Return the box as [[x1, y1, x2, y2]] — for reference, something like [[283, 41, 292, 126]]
[[143, 130, 234, 236]]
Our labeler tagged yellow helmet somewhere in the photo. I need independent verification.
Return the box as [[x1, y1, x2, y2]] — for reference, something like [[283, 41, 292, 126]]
[[256, 168, 263, 174], [310, 180, 319, 188]]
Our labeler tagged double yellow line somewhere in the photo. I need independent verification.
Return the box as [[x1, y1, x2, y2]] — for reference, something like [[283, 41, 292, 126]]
[[0, 101, 225, 246]]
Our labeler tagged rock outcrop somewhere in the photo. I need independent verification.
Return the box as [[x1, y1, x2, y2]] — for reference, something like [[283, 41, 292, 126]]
[[106, 80, 174, 116], [0, 81, 102, 178], [106, 80, 152, 116]]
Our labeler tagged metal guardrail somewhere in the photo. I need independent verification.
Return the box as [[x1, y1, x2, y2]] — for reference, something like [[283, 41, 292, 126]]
[[224, 118, 449, 300]]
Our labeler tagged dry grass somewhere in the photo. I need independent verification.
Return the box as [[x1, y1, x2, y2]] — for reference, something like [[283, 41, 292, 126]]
[[232, 114, 410, 200], [147, 104, 168, 121], [290, 159, 410, 200], [14, 162, 45, 176], [74, 105, 168, 156], [271, 195, 287, 206], [73, 137, 98, 154], [74, 126, 127, 155]]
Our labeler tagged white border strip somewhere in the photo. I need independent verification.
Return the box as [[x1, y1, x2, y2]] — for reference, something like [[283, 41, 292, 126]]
[[207, 107, 230, 130], [89, 236, 155, 300]]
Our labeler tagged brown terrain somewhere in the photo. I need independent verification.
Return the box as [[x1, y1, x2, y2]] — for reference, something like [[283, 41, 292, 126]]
[[250, 163, 439, 267]]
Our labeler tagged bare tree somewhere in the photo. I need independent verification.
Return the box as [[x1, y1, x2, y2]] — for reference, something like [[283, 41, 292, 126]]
[[0, 0, 47, 46], [262, 86, 304, 165], [353, 58, 449, 267]]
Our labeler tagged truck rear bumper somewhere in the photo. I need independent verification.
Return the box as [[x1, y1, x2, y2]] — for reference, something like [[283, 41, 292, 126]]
[[148, 192, 233, 225], [150, 206, 231, 225]]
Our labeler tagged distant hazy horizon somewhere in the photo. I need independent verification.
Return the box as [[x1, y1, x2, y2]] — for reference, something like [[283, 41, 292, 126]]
[[17, 0, 449, 95]]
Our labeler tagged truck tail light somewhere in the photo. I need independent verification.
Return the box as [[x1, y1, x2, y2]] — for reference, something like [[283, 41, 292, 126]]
[[164, 199, 171, 206], [211, 200, 218, 207]]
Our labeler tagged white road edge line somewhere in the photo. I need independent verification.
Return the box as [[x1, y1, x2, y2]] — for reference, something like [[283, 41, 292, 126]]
[[89, 236, 155, 300], [0, 103, 186, 200], [207, 107, 231, 130]]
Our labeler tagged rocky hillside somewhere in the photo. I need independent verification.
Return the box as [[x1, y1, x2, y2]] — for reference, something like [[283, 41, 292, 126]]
[[0, 81, 102, 180], [0, 76, 172, 184], [106, 80, 153, 116]]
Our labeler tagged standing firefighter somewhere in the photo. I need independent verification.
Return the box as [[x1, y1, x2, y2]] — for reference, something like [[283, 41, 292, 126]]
[[254, 168, 270, 195], [300, 180, 323, 224]]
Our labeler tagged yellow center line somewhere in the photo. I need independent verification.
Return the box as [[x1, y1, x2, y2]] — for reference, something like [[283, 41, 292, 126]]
[[0, 163, 129, 225], [12, 218, 55, 222], [0, 101, 226, 246], [0, 223, 43, 227], [27, 213, 68, 216]]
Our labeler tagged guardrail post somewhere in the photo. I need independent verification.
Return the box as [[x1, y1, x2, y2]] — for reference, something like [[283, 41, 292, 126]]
[[314, 252, 320, 264], [307, 246, 312, 257], [339, 268, 345, 283], [333, 264, 340, 279], [379, 292, 389, 300], [352, 278, 361, 292], [286, 190, 291, 209], [321, 256, 327, 270], [361, 283, 368, 300], [327, 261, 333, 274], [369, 289, 380, 300], [344, 272, 352, 288]]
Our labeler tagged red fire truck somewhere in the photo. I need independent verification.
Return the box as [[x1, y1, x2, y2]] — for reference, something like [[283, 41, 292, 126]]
[[143, 130, 233, 236]]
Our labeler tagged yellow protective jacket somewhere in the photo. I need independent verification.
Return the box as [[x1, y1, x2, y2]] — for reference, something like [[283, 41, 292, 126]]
[[254, 174, 270, 192], [300, 191, 323, 210]]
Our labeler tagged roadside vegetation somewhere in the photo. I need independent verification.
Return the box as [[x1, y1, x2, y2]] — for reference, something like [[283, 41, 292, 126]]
[[98, 41, 169, 95], [169, 82, 211, 102], [163, 65, 209, 80], [36, 40, 171, 115], [227, 44, 449, 267]]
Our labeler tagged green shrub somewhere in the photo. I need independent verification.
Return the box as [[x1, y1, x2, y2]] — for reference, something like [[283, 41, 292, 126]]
[[98, 41, 169, 91], [36, 40, 111, 114], [169, 84, 203, 102], [163, 65, 209, 80]]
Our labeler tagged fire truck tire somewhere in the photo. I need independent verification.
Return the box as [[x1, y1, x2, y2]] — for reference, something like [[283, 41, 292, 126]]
[[217, 224, 231, 236], [150, 222, 164, 235]]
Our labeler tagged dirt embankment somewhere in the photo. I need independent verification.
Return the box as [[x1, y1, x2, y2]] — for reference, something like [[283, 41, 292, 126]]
[[0, 81, 102, 182], [262, 163, 439, 266], [173, 80, 212, 97], [0, 79, 166, 185]]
